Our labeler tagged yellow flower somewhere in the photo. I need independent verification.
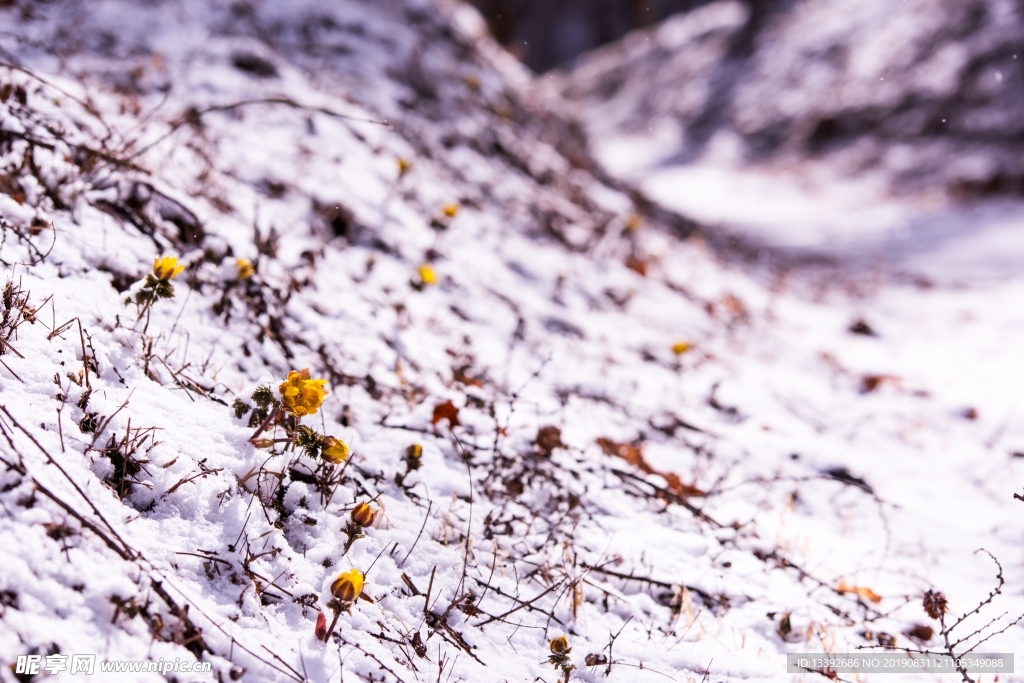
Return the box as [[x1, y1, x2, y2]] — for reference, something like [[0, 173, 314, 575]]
[[397, 157, 411, 177], [417, 263, 437, 286], [671, 341, 692, 356], [350, 502, 376, 527], [406, 443, 422, 460], [321, 436, 349, 464], [278, 368, 329, 417], [330, 569, 364, 603], [441, 203, 459, 218], [152, 255, 185, 281], [549, 636, 570, 654], [236, 258, 254, 279]]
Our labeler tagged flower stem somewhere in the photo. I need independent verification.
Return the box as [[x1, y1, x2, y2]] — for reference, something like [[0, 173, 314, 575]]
[[323, 605, 343, 642], [249, 405, 282, 443]]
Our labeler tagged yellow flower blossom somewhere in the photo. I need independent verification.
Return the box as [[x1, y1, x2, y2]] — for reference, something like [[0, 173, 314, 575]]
[[278, 368, 328, 417], [397, 157, 411, 177], [321, 436, 349, 464], [671, 341, 692, 356], [236, 258, 254, 279], [548, 634, 575, 678], [350, 502, 376, 527], [330, 568, 364, 603], [152, 255, 185, 281], [417, 263, 437, 286], [441, 203, 459, 218]]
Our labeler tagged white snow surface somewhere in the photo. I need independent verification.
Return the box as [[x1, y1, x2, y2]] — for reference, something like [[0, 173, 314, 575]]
[[603, 153, 1024, 283], [0, 2, 1022, 683]]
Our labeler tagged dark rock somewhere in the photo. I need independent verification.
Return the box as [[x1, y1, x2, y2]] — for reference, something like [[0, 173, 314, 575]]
[[848, 320, 877, 336], [232, 52, 279, 78]]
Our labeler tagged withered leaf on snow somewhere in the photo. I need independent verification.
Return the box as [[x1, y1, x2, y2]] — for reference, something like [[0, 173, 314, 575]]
[[452, 364, 484, 387], [596, 437, 705, 498], [836, 580, 882, 604], [625, 254, 648, 276], [431, 399, 461, 427], [860, 374, 899, 393], [904, 624, 934, 642], [314, 611, 327, 641], [535, 425, 564, 454]]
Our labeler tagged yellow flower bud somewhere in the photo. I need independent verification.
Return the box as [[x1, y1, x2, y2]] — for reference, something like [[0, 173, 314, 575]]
[[671, 341, 692, 356], [406, 443, 422, 459], [549, 636, 570, 654], [397, 157, 411, 177], [417, 263, 437, 286], [321, 436, 349, 464], [278, 368, 329, 417], [236, 258, 255, 279], [441, 203, 459, 218], [330, 569, 364, 603], [152, 255, 185, 281], [350, 502, 376, 527]]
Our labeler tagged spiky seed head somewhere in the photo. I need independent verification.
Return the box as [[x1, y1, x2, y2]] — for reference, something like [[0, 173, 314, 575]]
[[923, 590, 947, 620]]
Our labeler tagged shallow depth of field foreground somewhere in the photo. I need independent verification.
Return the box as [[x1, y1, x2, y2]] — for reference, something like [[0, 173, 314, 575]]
[[1, 2, 1023, 682]]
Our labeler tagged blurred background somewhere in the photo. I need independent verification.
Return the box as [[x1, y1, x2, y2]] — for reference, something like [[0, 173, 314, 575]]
[[468, 0, 1024, 281], [466, 0, 739, 71]]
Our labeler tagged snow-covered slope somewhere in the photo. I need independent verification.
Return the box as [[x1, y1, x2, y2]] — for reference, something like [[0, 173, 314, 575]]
[[0, 2, 1023, 683]]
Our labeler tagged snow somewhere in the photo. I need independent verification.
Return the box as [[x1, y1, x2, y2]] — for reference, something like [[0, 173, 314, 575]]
[[595, 142, 1024, 284], [0, 1, 1022, 683]]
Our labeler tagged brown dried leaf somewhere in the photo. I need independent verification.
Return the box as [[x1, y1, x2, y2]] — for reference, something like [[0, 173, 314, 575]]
[[597, 437, 643, 466], [411, 630, 427, 658], [904, 624, 934, 642], [777, 612, 792, 636], [535, 425, 564, 454], [504, 477, 524, 497], [837, 580, 882, 603], [721, 293, 747, 320], [596, 437, 705, 498], [625, 254, 648, 276], [431, 400, 461, 427], [452, 365, 484, 387], [860, 374, 899, 393], [314, 611, 327, 641]]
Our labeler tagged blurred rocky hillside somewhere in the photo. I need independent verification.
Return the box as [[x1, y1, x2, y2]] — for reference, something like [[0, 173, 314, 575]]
[[545, 0, 1024, 200]]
